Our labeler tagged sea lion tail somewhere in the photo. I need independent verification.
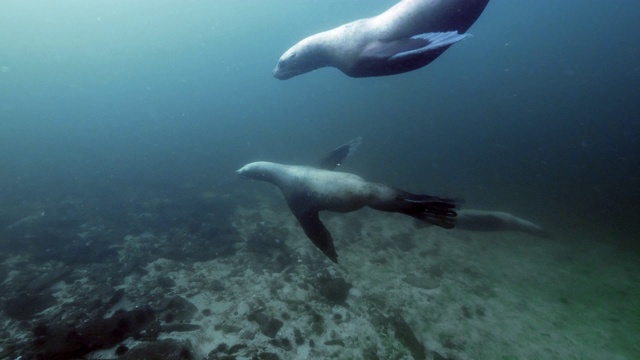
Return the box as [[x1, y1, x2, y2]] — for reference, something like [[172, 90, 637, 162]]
[[396, 192, 461, 229]]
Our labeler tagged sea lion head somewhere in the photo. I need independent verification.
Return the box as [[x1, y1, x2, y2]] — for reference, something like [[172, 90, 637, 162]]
[[273, 34, 330, 80], [237, 161, 282, 184]]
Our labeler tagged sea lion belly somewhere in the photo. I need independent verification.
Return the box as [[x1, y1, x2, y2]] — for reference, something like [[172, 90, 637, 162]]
[[289, 167, 374, 212]]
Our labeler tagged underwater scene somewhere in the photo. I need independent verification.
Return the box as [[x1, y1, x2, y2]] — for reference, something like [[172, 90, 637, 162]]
[[0, 1, 638, 359]]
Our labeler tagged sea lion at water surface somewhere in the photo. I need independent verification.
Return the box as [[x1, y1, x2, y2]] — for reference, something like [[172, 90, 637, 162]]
[[273, 0, 490, 79]]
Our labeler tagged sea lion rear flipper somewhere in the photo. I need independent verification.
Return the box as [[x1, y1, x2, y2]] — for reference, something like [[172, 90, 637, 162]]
[[371, 191, 460, 229], [316, 137, 362, 170], [365, 31, 470, 61], [292, 209, 339, 263]]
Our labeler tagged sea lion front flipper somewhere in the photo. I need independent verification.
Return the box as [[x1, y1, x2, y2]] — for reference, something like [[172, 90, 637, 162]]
[[316, 137, 362, 170], [363, 31, 470, 61], [292, 209, 339, 263]]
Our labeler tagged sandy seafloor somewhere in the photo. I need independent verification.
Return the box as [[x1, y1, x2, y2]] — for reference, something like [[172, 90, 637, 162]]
[[0, 186, 638, 360]]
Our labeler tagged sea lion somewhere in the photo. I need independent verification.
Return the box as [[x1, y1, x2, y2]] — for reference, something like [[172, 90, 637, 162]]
[[237, 137, 459, 263], [456, 209, 548, 237], [273, 0, 490, 79]]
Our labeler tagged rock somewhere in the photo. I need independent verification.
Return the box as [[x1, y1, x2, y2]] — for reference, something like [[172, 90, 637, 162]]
[[208, 342, 248, 360], [157, 275, 176, 288], [240, 330, 255, 340], [25, 266, 73, 293], [214, 323, 242, 334], [293, 328, 304, 345], [158, 296, 198, 323], [310, 312, 324, 336], [3, 292, 56, 320], [316, 274, 351, 305], [388, 311, 426, 360], [115, 344, 129, 356], [86, 286, 125, 319], [261, 317, 283, 338], [104, 288, 125, 308], [207, 279, 225, 292], [29, 307, 156, 359], [269, 337, 293, 351], [256, 352, 280, 360], [247, 311, 283, 338]]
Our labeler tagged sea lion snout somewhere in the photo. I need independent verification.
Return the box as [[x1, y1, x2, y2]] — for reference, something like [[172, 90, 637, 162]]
[[273, 64, 294, 80]]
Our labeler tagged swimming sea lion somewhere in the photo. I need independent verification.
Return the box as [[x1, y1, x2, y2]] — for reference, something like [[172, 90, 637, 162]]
[[237, 137, 459, 263], [273, 0, 490, 79], [456, 209, 549, 237]]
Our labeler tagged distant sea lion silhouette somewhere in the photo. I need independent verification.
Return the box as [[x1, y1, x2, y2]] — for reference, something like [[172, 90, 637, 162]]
[[273, 0, 490, 79], [237, 137, 459, 263], [456, 209, 548, 237]]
